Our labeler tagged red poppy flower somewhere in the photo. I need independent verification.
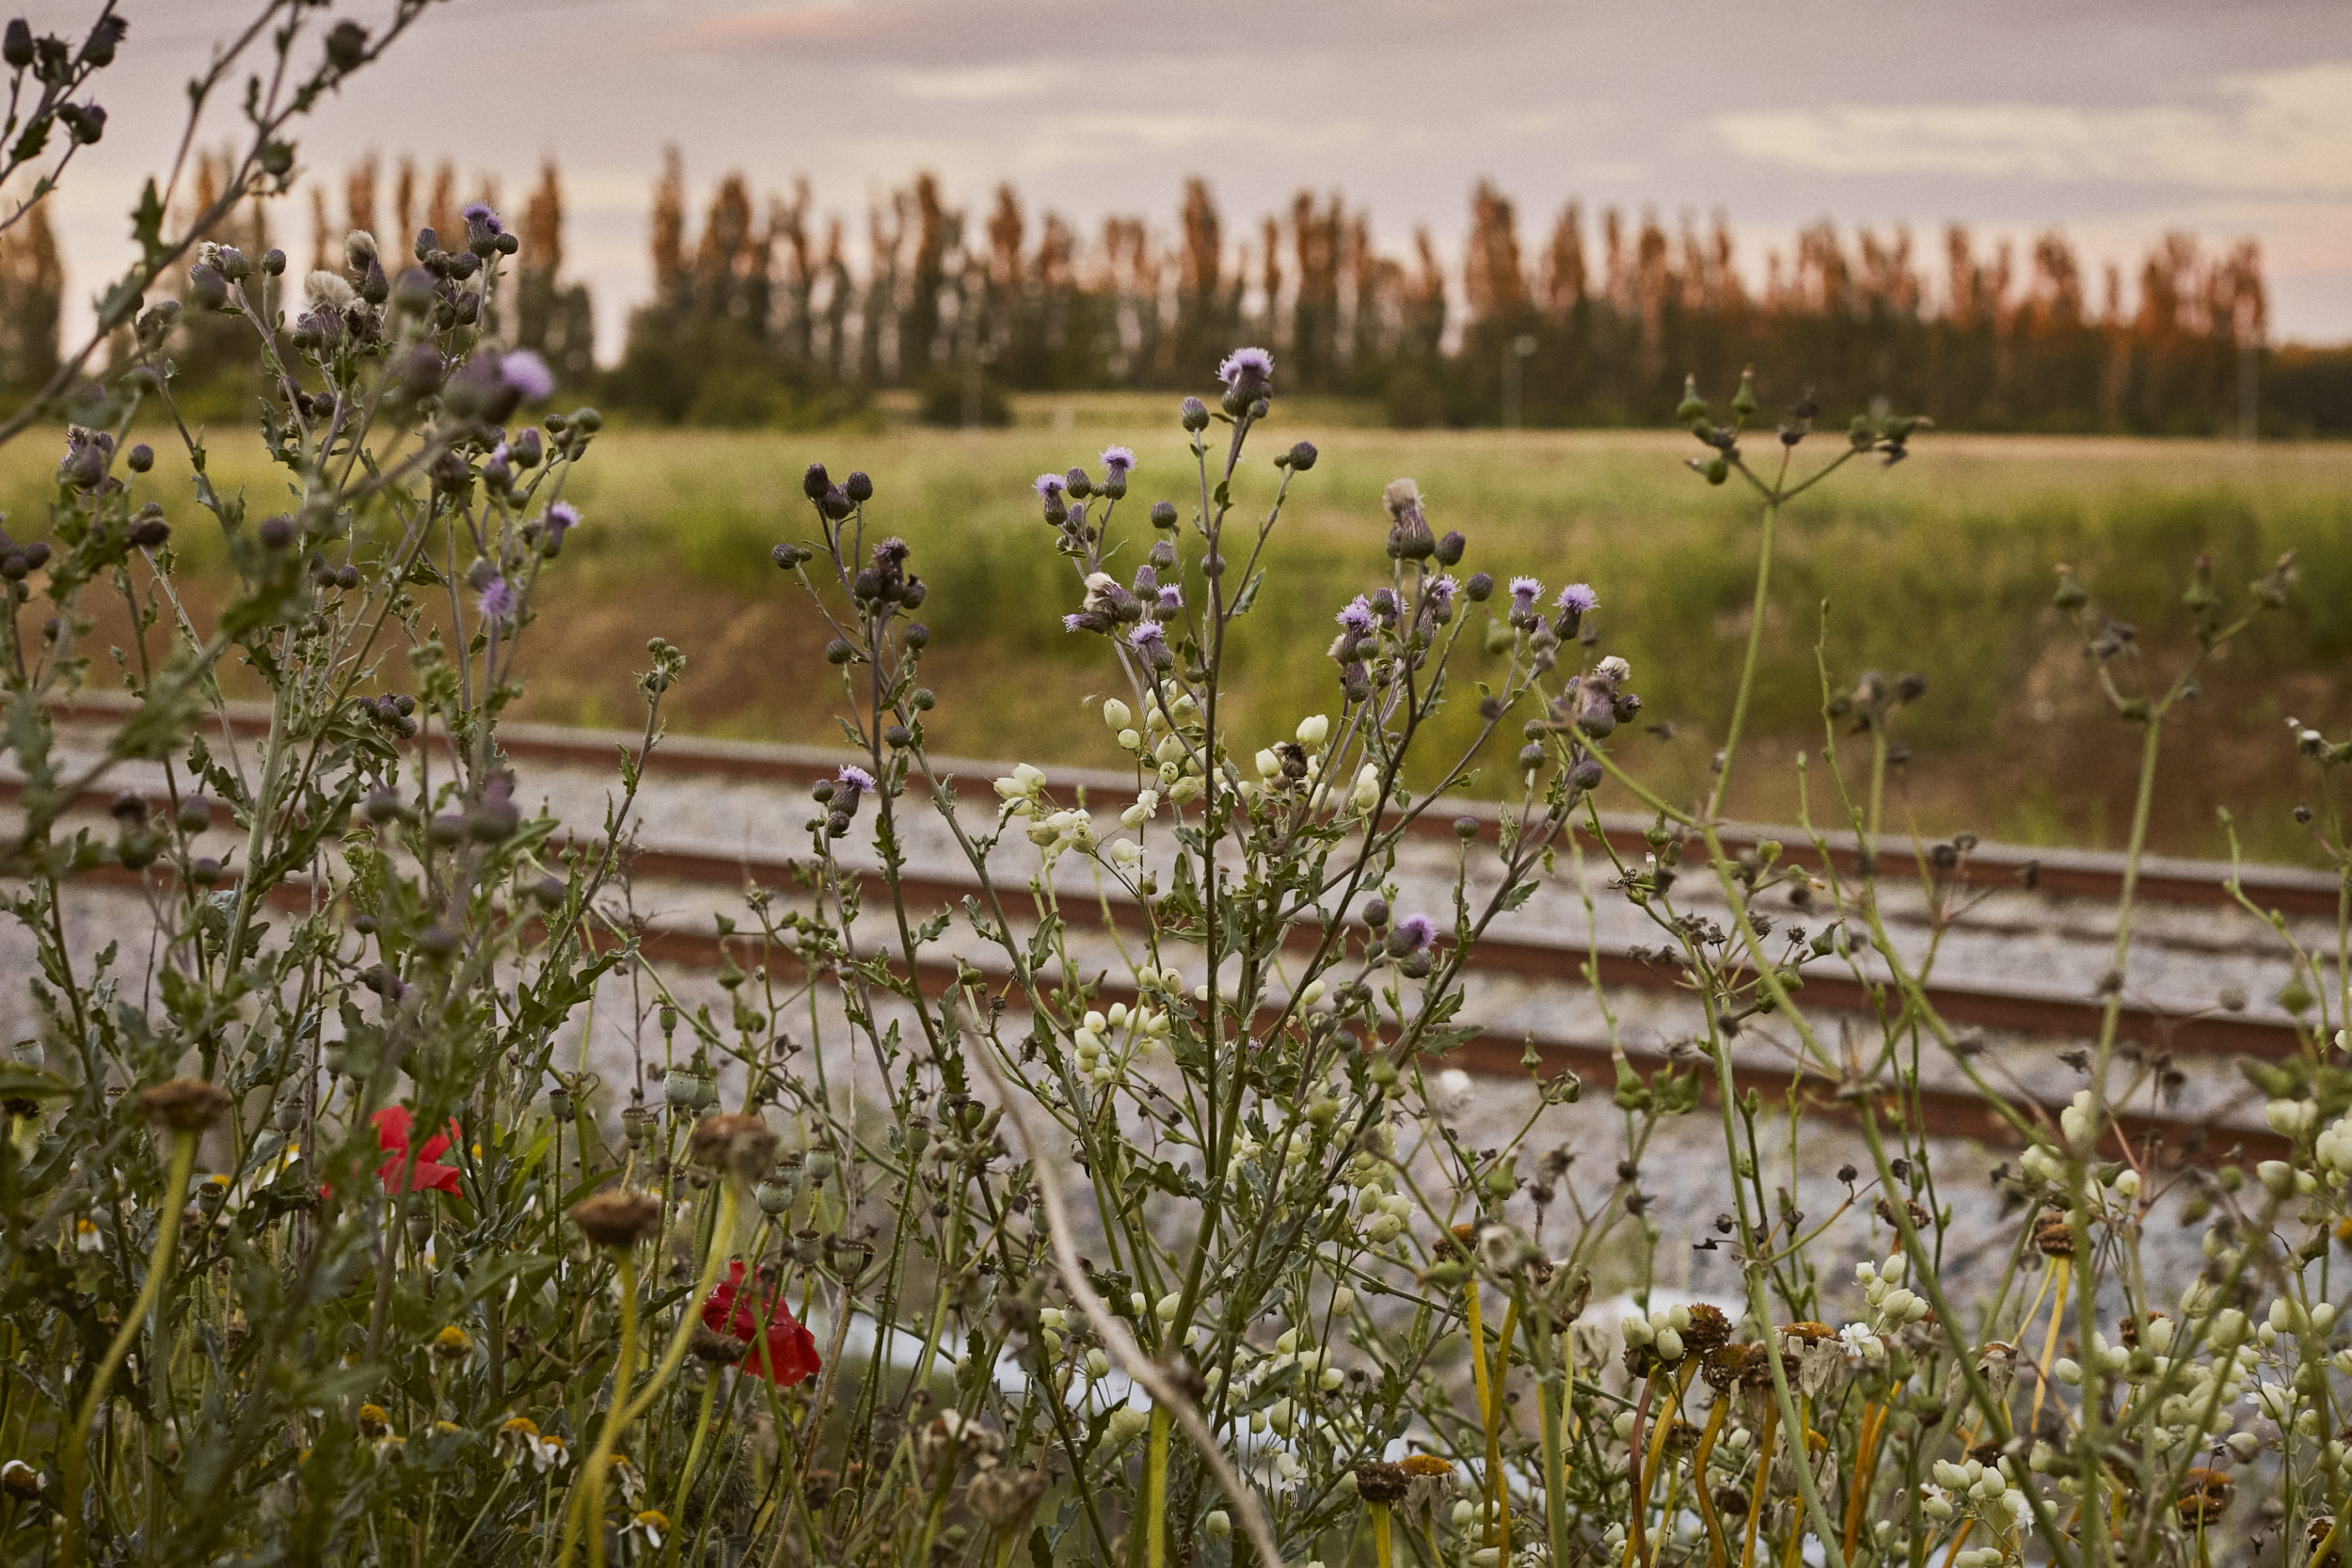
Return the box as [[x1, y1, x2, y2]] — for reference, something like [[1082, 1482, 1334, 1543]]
[[373, 1106, 463, 1196], [700, 1261, 820, 1386]]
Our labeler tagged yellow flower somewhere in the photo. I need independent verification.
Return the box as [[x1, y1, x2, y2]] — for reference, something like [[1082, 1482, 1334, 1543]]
[[356, 1403, 391, 1440], [431, 1325, 473, 1359]]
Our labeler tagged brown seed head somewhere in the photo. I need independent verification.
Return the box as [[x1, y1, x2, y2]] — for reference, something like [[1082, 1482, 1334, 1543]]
[[2118, 1310, 2167, 1349], [966, 1466, 1047, 1531], [1874, 1196, 1931, 1232], [1355, 1460, 1410, 1506], [139, 1077, 230, 1132], [1701, 1343, 1755, 1392], [690, 1112, 782, 1180], [1682, 1302, 1734, 1354], [1778, 1321, 1835, 1346], [570, 1188, 661, 1249], [690, 1321, 748, 1364], [2031, 1212, 2076, 1258], [2176, 1466, 2233, 1526]]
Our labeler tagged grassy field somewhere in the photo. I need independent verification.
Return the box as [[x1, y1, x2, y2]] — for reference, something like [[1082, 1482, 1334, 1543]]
[[13, 399, 2352, 860]]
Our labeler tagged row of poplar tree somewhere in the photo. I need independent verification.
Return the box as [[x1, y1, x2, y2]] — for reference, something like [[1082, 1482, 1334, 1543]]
[[6, 150, 2339, 435]]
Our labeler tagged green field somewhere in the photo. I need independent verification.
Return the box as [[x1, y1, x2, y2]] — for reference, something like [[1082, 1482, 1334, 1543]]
[[14, 398, 2352, 860]]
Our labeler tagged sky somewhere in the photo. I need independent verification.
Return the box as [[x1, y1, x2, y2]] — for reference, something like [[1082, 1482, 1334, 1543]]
[[23, 0, 2352, 361]]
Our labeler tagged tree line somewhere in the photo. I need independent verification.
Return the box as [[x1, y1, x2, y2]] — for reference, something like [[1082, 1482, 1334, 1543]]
[[38, 150, 2347, 436]]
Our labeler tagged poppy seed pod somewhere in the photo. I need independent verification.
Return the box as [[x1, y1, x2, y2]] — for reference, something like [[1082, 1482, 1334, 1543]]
[[570, 1188, 661, 1249], [138, 1077, 230, 1132], [691, 1112, 782, 1181]]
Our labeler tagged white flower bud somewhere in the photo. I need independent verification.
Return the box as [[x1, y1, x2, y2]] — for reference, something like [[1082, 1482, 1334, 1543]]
[[1296, 713, 1329, 751], [1103, 698, 1133, 731]]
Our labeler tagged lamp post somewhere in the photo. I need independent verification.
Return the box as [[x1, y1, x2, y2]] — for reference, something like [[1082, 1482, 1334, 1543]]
[[1502, 332, 1538, 430]]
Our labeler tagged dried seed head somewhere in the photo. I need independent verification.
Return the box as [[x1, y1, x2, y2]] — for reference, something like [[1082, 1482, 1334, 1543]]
[[690, 1321, 748, 1364], [2031, 1212, 2076, 1258], [138, 1078, 230, 1133], [1701, 1342, 1754, 1392], [1874, 1196, 1931, 1232], [569, 1189, 660, 1249], [966, 1466, 1046, 1532], [1682, 1303, 1734, 1354], [1354, 1460, 1410, 1506], [689, 1112, 781, 1180], [2176, 1466, 2233, 1526]]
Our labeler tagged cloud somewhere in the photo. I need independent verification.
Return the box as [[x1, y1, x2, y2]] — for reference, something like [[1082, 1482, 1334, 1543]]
[[1713, 62, 2352, 198], [883, 66, 1048, 103]]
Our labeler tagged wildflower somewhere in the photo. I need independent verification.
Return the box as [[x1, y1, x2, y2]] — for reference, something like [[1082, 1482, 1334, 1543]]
[[1128, 622, 1171, 668], [1033, 472, 1067, 500], [1837, 1322, 1885, 1365], [1393, 914, 1437, 952], [1398, 1453, 1455, 1513], [833, 766, 875, 816], [1064, 572, 1137, 634], [373, 1105, 464, 1196], [623, 1509, 669, 1552], [1218, 346, 1274, 398], [477, 575, 517, 621], [1155, 585, 1183, 615], [73, 1216, 103, 1253], [1100, 445, 1136, 478], [307, 270, 357, 309], [1, 1460, 40, 1497], [612, 1453, 644, 1505], [431, 1325, 473, 1360], [1382, 479, 1435, 562], [500, 350, 553, 404], [993, 762, 1047, 809], [1556, 582, 1598, 615], [1424, 574, 1458, 617], [541, 501, 579, 546], [462, 201, 504, 253], [356, 1403, 392, 1440], [1431, 1069, 1472, 1119], [1336, 596, 1376, 636], [1507, 576, 1542, 623], [700, 1260, 821, 1385]]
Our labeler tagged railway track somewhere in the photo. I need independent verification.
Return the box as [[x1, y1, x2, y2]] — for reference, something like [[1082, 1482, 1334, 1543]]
[[19, 699, 2336, 1164]]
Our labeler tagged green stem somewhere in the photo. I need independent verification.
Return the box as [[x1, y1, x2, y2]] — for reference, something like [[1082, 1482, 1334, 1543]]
[[1145, 1404, 1172, 1568], [61, 1130, 198, 1566], [562, 1182, 740, 1568], [1708, 496, 1779, 823]]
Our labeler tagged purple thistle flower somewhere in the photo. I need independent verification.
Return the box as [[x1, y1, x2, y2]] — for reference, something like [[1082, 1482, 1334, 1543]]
[[1216, 346, 1274, 395], [835, 765, 875, 800], [500, 350, 553, 403], [1396, 913, 1437, 951], [461, 201, 502, 235], [1556, 582, 1598, 614], [1336, 595, 1376, 635], [1033, 472, 1067, 499], [1127, 622, 1166, 648], [477, 575, 516, 620], [1099, 445, 1136, 477], [1156, 585, 1184, 614], [1062, 612, 1091, 632], [543, 501, 580, 544], [1509, 576, 1543, 611], [1425, 574, 1458, 613]]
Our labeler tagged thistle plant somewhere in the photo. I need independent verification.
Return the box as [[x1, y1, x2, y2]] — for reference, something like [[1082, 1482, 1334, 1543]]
[[0, 10, 2346, 1566]]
